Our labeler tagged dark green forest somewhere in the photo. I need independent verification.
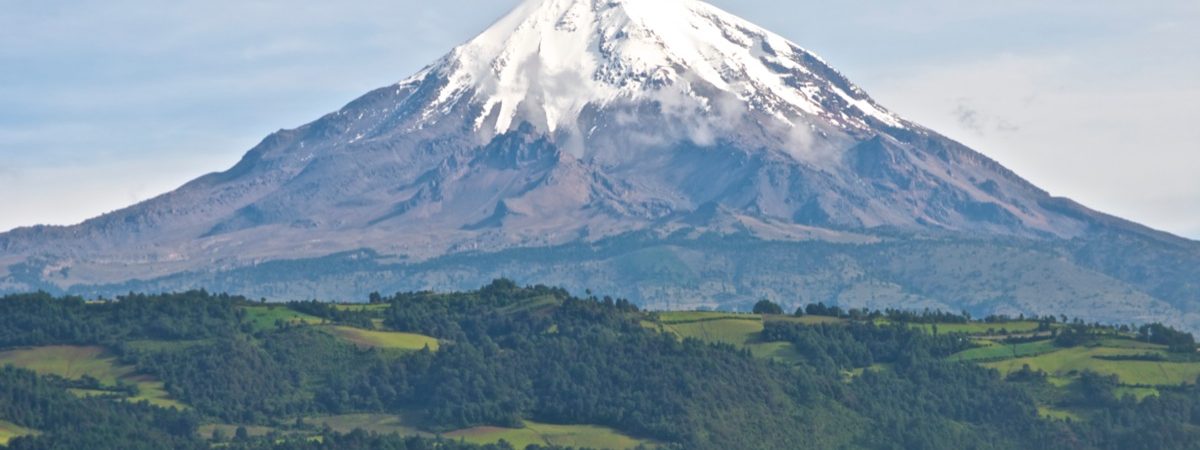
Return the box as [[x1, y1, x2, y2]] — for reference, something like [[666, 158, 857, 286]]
[[1, 282, 1199, 449]]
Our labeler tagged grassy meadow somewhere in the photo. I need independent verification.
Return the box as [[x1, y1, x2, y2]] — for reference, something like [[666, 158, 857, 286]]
[[198, 415, 651, 449], [326, 326, 439, 351], [651, 310, 1200, 396], [984, 345, 1200, 386], [445, 421, 652, 449], [240, 305, 324, 331], [0, 420, 36, 445], [0, 345, 185, 409], [909, 321, 1041, 335]]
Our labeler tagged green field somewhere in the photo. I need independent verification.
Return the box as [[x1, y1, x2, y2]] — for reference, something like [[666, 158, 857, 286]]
[[240, 305, 324, 331], [326, 326, 439, 351], [1037, 406, 1082, 422], [1114, 386, 1161, 401], [746, 341, 803, 363], [651, 312, 806, 364], [0, 420, 36, 445], [911, 321, 1041, 335], [984, 346, 1200, 386], [656, 311, 758, 324], [0, 346, 185, 409], [198, 416, 650, 449], [950, 340, 1060, 362], [445, 421, 652, 449], [659, 317, 762, 347], [1097, 338, 1165, 350]]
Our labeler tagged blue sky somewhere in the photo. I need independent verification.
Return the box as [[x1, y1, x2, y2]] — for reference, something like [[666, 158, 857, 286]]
[[1, 0, 1198, 239]]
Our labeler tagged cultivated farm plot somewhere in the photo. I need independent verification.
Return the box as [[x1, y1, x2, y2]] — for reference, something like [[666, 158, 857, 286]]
[[199, 416, 419, 442], [199, 416, 652, 450], [0, 345, 185, 409], [656, 311, 758, 324], [1037, 406, 1082, 422], [910, 321, 1041, 335], [950, 340, 1060, 362], [0, 420, 36, 445], [766, 315, 845, 325], [240, 305, 324, 331], [446, 421, 652, 449], [660, 317, 762, 347], [984, 346, 1200, 386], [326, 326, 439, 351], [651, 312, 805, 365], [1114, 386, 1161, 400]]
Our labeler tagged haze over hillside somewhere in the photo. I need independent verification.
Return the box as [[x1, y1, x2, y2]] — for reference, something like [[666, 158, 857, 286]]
[[1, 0, 1198, 330]]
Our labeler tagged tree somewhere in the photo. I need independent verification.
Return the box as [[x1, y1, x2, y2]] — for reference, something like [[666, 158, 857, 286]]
[[753, 300, 783, 315]]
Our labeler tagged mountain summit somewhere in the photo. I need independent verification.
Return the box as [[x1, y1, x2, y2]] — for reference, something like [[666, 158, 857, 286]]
[[3, 0, 1198, 329], [429, 0, 904, 137]]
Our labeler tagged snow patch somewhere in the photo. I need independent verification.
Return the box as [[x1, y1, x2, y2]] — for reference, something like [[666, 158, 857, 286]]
[[415, 0, 906, 140]]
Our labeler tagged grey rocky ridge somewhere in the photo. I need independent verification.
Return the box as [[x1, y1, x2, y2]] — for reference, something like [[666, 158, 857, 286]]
[[2, 0, 1199, 330]]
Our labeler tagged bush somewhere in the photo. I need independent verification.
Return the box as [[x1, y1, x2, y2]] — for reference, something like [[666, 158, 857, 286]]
[[752, 300, 783, 315]]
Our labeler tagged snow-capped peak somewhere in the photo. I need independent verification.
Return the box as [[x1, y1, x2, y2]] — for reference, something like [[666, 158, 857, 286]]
[[418, 0, 906, 137]]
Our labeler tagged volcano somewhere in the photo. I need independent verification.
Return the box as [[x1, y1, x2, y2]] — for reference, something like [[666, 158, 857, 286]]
[[3, 0, 1198, 329]]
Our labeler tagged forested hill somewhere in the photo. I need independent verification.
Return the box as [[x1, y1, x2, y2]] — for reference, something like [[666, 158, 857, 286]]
[[1, 282, 1200, 449]]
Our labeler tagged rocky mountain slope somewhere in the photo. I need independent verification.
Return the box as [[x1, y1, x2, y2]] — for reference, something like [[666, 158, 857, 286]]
[[2, 0, 1198, 329]]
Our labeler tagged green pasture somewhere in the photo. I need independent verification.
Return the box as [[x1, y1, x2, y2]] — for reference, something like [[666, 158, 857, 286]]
[[950, 340, 1059, 362], [656, 311, 758, 324], [660, 317, 762, 347], [652, 313, 804, 365], [240, 305, 324, 331], [0, 420, 37, 445], [0, 345, 184, 409], [199, 416, 650, 449], [1037, 406, 1082, 422], [984, 346, 1200, 386], [445, 421, 652, 449], [326, 326, 439, 351], [911, 321, 1041, 335], [1114, 386, 1161, 401], [1097, 338, 1165, 350]]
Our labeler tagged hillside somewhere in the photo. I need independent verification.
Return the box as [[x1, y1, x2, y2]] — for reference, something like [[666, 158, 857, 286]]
[[2, 282, 1200, 449], [1, 0, 1198, 332]]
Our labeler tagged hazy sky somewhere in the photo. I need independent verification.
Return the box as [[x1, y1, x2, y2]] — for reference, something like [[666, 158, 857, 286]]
[[1, 0, 1197, 238]]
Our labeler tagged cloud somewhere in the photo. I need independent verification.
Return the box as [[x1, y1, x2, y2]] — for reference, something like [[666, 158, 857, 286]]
[[952, 100, 1021, 137], [871, 50, 1200, 238], [952, 102, 985, 135]]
